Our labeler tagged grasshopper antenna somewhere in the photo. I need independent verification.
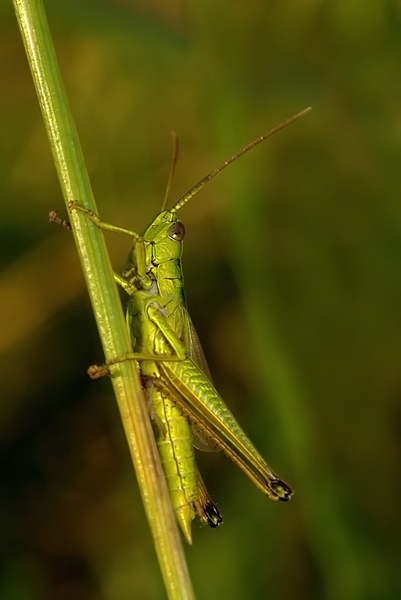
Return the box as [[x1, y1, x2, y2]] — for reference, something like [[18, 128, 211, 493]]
[[170, 106, 312, 214], [161, 131, 180, 211]]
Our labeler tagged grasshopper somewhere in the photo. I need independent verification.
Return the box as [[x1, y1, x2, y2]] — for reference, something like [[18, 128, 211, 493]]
[[68, 107, 311, 543]]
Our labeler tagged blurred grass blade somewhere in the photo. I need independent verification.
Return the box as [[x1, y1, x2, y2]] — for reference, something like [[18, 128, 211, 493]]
[[12, 0, 194, 597]]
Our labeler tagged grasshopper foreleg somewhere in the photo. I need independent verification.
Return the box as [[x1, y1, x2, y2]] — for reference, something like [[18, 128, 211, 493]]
[[88, 302, 188, 378], [67, 201, 141, 239]]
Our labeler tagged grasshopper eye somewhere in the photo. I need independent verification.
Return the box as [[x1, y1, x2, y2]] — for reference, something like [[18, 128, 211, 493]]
[[168, 222, 185, 242]]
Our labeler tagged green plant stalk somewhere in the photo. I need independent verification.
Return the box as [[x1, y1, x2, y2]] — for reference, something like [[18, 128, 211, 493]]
[[12, 0, 194, 597]]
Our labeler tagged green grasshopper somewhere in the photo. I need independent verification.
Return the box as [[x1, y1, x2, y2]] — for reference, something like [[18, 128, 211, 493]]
[[68, 107, 311, 543]]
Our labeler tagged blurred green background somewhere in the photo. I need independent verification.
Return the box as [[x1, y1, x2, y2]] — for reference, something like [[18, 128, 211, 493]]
[[1, 1, 401, 599]]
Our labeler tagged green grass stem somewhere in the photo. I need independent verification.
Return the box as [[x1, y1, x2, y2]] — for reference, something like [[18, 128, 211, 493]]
[[12, 1, 194, 598]]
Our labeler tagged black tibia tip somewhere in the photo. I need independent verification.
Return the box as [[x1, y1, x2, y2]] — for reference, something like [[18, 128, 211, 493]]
[[271, 478, 293, 502], [203, 502, 223, 528]]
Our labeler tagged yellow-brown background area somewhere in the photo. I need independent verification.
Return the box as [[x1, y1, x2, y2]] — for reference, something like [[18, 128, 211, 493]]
[[1, 1, 400, 598]]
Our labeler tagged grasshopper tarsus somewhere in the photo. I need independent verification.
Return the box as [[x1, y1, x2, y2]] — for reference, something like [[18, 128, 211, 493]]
[[87, 364, 110, 379], [67, 200, 94, 219], [49, 210, 72, 230]]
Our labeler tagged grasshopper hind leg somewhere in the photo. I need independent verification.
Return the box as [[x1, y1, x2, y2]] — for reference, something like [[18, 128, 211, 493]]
[[271, 478, 292, 501], [195, 468, 223, 528]]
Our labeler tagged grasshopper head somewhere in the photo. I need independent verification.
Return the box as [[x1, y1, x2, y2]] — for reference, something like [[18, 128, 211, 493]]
[[142, 210, 185, 265]]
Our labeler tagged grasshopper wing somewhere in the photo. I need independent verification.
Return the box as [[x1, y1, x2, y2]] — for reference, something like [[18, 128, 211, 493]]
[[183, 309, 219, 452], [183, 309, 213, 381]]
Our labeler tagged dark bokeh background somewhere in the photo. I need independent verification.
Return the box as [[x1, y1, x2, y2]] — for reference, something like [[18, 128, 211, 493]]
[[1, 1, 401, 599]]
